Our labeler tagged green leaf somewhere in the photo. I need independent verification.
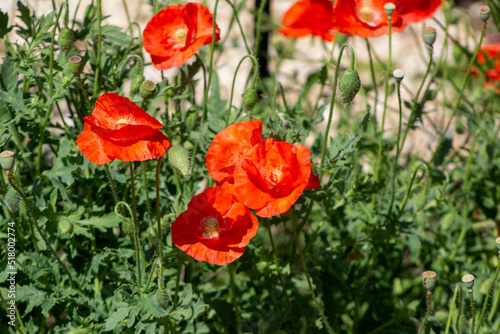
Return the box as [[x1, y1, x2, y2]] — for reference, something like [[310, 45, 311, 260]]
[[138, 293, 168, 318], [1, 56, 18, 92], [104, 307, 130, 331], [76, 213, 120, 232], [0, 11, 12, 39], [41, 294, 56, 317]]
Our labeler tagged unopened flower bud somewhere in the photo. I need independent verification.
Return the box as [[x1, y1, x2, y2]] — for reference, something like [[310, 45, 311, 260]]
[[242, 87, 259, 111], [461, 274, 475, 289], [58, 27, 75, 55], [423, 27, 437, 47], [84, 4, 97, 26], [393, 69, 405, 83], [122, 218, 135, 237], [384, 3, 396, 16], [5, 187, 21, 213], [339, 68, 361, 106], [422, 270, 437, 291], [58, 216, 73, 234], [167, 145, 191, 176], [140, 80, 157, 100], [154, 288, 170, 308], [0, 150, 15, 172], [129, 65, 144, 96], [69, 56, 83, 76], [479, 6, 491, 23]]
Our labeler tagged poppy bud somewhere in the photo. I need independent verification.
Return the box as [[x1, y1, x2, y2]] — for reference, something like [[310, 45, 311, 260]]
[[69, 55, 83, 76], [5, 187, 21, 213], [58, 27, 75, 55], [0, 150, 15, 172], [122, 218, 135, 237], [384, 3, 396, 17], [167, 145, 191, 176], [479, 6, 491, 23], [155, 288, 170, 308], [393, 69, 405, 83], [422, 270, 437, 291], [129, 65, 144, 96], [423, 27, 437, 47], [242, 87, 259, 111], [58, 216, 73, 234], [461, 274, 474, 289], [140, 80, 157, 100], [84, 4, 97, 26], [185, 107, 198, 131], [339, 69, 361, 106]]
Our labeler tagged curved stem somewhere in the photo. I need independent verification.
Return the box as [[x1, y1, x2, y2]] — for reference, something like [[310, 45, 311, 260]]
[[320, 43, 356, 173], [224, 0, 252, 55], [400, 46, 433, 151], [225, 55, 259, 127], [229, 263, 243, 334], [430, 21, 487, 164], [7, 172, 77, 288]]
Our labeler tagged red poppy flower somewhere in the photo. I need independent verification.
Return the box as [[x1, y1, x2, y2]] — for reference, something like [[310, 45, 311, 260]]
[[206, 120, 320, 218], [474, 43, 500, 88], [76, 93, 171, 165], [143, 3, 220, 70], [171, 183, 259, 265], [332, 0, 441, 38], [278, 0, 336, 42]]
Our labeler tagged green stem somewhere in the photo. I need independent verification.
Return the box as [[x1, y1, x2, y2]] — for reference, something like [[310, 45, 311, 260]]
[[430, 21, 487, 164], [400, 47, 433, 151], [93, 0, 102, 98], [397, 163, 429, 219], [7, 172, 77, 288], [156, 156, 164, 261], [468, 288, 476, 334], [476, 252, 500, 333], [290, 208, 334, 334], [224, 0, 252, 55], [374, 14, 393, 186], [266, 223, 291, 307], [202, 0, 220, 122], [445, 284, 460, 334], [104, 164, 121, 205], [417, 291, 433, 334], [365, 38, 378, 125], [389, 79, 404, 217], [320, 43, 356, 173], [130, 162, 143, 286], [229, 263, 243, 334], [75, 75, 93, 113], [141, 161, 153, 226]]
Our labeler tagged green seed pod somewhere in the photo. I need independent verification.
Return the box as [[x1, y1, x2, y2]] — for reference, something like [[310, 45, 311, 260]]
[[339, 69, 361, 106], [69, 55, 83, 76], [0, 150, 15, 172], [423, 27, 437, 47], [422, 270, 437, 292], [140, 80, 157, 101], [461, 274, 475, 289], [5, 187, 21, 213], [167, 145, 191, 176], [479, 6, 491, 23], [384, 3, 395, 16], [59, 28, 75, 55], [84, 4, 97, 26], [242, 87, 259, 111], [154, 288, 170, 308]]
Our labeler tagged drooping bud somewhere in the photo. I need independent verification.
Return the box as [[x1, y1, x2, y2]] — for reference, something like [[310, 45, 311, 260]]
[[58, 28, 75, 55], [479, 6, 491, 23], [0, 150, 15, 172], [167, 145, 191, 176], [4, 187, 21, 213], [122, 218, 135, 237], [422, 270, 437, 291], [185, 107, 198, 131], [393, 69, 405, 84], [154, 288, 170, 308], [461, 274, 475, 289], [423, 27, 437, 47], [84, 4, 97, 26], [339, 69, 361, 106], [129, 65, 144, 97], [140, 80, 157, 100], [242, 87, 259, 112], [69, 56, 83, 76], [384, 3, 396, 17]]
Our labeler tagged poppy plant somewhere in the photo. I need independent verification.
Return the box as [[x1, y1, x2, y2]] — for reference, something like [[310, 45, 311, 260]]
[[206, 120, 320, 218], [76, 93, 171, 165], [143, 2, 220, 70], [278, 0, 336, 42], [171, 183, 259, 265], [332, 0, 441, 38]]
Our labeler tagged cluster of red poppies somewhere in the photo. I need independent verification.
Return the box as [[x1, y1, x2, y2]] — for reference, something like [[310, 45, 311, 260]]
[[172, 121, 320, 265], [279, 0, 442, 39]]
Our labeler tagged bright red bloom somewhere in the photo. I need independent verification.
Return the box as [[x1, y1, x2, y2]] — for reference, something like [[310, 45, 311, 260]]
[[474, 43, 500, 87], [171, 183, 259, 265], [206, 120, 320, 218], [77, 93, 171, 165], [278, 0, 336, 42], [332, 0, 441, 38], [143, 3, 220, 70]]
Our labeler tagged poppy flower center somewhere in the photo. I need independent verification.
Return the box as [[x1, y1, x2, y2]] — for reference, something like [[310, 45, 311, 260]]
[[116, 119, 132, 125], [356, 6, 379, 26], [174, 29, 188, 47], [201, 217, 220, 239], [264, 163, 285, 187]]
